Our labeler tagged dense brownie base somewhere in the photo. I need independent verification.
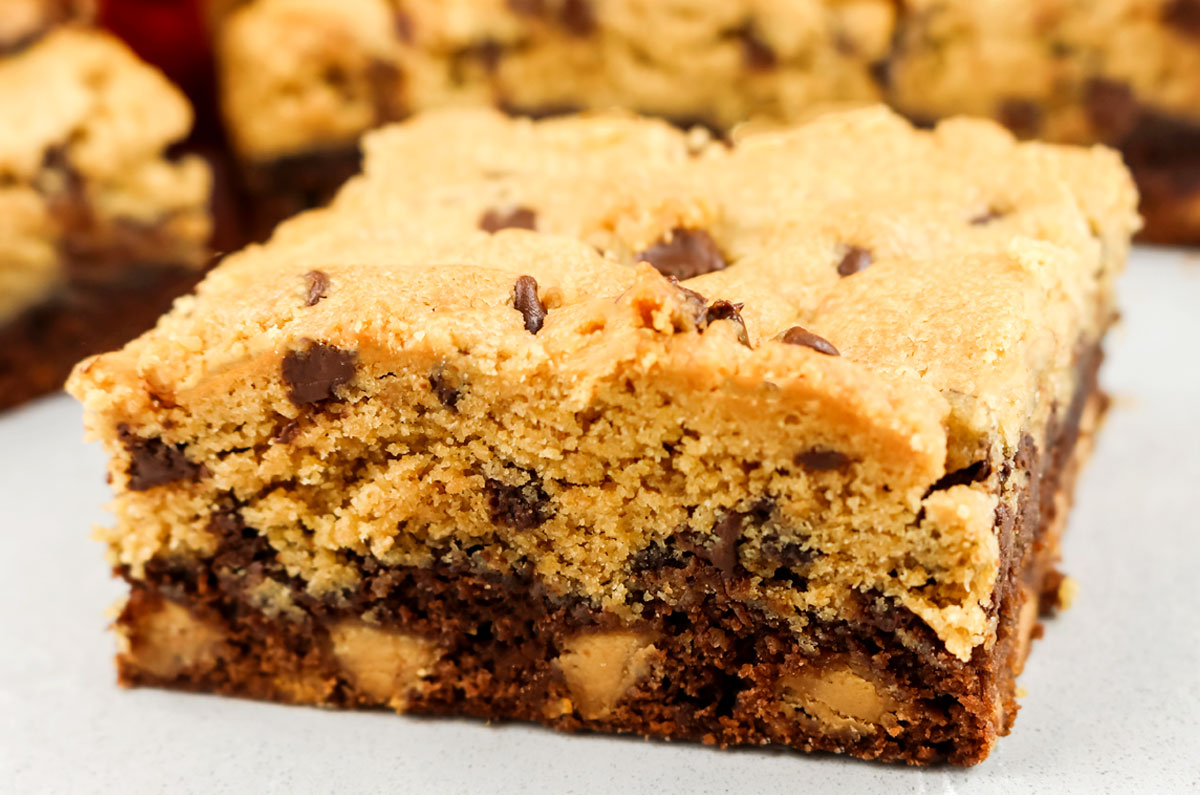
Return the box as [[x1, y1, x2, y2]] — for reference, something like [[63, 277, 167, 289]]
[[0, 266, 200, 411], [113, 343, 1103, 766], [241, 148, 361, 241]]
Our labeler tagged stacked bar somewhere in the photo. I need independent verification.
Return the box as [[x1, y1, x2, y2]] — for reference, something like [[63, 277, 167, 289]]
[[0, 26, 211, 409], [213, 0, 1198, 242], [69, 107, 1137, 765]]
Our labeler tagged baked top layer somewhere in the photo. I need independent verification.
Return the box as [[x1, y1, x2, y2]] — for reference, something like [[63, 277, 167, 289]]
[[890, 0, 1200, 136], [69, 107, 1137, 661], [218, 0, 894, 160], [0, 27, 211, 324]]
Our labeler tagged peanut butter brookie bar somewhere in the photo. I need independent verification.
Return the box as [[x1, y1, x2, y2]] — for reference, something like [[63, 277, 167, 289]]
[[69, 107, 1138, 765], [0, 27, 212, 410], [214, 0, 1199, 243]]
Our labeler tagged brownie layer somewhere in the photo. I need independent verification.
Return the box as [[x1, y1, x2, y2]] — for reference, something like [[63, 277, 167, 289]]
[[0, 266, 199, 410], [112, 337, 1103, 766]]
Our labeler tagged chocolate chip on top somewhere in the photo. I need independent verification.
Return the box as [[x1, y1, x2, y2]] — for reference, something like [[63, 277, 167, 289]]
[[559, 0, 596, 36], [740, 26, 777, 70], [480, 206, 537, 233], [637, 228, 728, 281], [836, 246, 872, 277], [1164, 0, 1200, 37], [970, 208, 1006, 226], [776, 326, 839, 356], [704, 299, 751, 347], [304, 269, 330, 306], [281, 341, 357, 406], [513, 275, 547, 334]]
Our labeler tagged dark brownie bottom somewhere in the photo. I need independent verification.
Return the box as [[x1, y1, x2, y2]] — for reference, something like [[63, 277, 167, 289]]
[[113, 342, 1104, 766], [0, 266, 200, 411], [241, 148, 362, 241]]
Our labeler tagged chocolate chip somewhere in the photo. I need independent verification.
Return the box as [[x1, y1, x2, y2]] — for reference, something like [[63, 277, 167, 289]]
[[471, 39, 503, 72], [429, 369, 460, 411], [970, 208, 1006, 225], [118, 424, 203, 491], [281, 341, 357, 406], [868, 58, 891, 89], [395, 11, 415, 42], [272, 419, 301, 444], [666, 275, 709, 319], [1164, 0, 1200, 37], [507, 0, 545, 13], [366, 60, 406, 123], [740, 26, 776, 70], [704, 300, 750, 347], [836, 246, 872, 277], [707, 512, 742, 574], [637, 228, 728, 280], [794, 448, 851, 471], [1084, 78, 1139, 138], [925, 460, 992, 495], [776, 326, 839, 356], [480, 206, 537, 233], [997, 98, 1043, 138], [560, 0, 595, 35], [513, 275, 547, 334], [304, 270, 329, 306], [486, 476, 552, 529]]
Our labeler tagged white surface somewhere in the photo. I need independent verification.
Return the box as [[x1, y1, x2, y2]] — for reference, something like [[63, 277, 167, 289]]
[[1, 247, 1199, 794]]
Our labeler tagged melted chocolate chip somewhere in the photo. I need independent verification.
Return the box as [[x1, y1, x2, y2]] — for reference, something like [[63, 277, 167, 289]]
[[429, 369, 461, 411], [480, 206, 537, 233], [970, 208, 1006, 225], [304, 269, 329, 306], [1085, 78, 1140, 138], [740, 27, 776, 70], [560, 0, 596, 35], [513, 275, 547, 334], [1164, 0, 1200, 37], [776, 326, 839, 356], [836, 246, 872, 277], [997, 98, 1044, 138], [281, 342, 357, 406], [637, 228, 728, 280], [486, 476, 552, 529], [118, 424, 203, 491], [704, 300, 751, 347], [708, 512, 743, 574], [366, 60, 406, 123], [925, 460, 992, 495], [395, 11, 415, 42], [272, 419, 301, 444], [794, 449, 851, 472]]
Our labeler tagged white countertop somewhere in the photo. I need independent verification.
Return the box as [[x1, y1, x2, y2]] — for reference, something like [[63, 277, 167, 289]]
[[2, 246, 1198, 794]]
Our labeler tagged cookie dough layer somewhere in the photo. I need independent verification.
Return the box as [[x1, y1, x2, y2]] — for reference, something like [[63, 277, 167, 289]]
[[0, 28, 212, 409], [70, 108, 1137, 765], [214, 0, 1199, 242]]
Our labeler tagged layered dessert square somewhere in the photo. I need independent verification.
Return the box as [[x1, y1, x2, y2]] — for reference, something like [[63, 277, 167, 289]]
[[214, 0, 892, 237], [212, 0, 1196, 243], [0, 27, 212, 410], [69, 107, 1137, 765]]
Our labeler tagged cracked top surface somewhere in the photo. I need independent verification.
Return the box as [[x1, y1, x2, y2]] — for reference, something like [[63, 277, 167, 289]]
[[70, 107, 1137, 659]]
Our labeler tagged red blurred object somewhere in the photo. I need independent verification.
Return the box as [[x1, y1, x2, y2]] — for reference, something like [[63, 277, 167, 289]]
[[97, 0, 218, 135]]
